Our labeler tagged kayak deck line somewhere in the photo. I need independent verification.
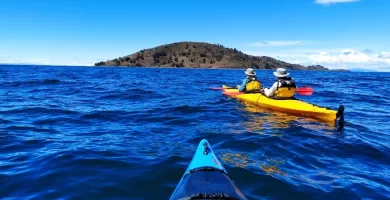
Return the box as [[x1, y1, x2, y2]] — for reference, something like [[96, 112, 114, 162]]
[[183, 193, 243, 199], [187, 166, 227, 175]]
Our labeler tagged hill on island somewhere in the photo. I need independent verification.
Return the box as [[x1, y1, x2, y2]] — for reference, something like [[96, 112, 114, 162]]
[[95, 42, 329, 70]]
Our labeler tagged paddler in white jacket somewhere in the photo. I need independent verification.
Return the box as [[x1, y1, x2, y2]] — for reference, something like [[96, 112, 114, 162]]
[[262, 68, 297, 98]]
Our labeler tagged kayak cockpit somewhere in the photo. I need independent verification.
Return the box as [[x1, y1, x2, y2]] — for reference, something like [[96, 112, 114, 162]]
[[170, 169, 247, 200]]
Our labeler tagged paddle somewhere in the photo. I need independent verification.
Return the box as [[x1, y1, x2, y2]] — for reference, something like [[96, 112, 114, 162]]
[[219, 86, 314, 96], [295, 87, 313, 95]]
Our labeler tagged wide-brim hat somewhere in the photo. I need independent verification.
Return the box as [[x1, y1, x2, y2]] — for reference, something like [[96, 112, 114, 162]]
[[273, 68, 289, 77], [244, 68, 256, 76]]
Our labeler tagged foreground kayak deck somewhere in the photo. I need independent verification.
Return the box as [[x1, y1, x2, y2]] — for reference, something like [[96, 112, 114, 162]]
[[170, 139, 247, 200], [222, 85, 344, 125]]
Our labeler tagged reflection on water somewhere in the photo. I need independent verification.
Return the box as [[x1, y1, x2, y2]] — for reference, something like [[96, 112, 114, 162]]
[[260, 165, 286, 176], [221, 153, 251, 168], [238, 102, 335, 133], [220, 102, 339, 178], [221, 152, 287, 176], [220, 150, 340, 182], [260, 153, 286, 176]]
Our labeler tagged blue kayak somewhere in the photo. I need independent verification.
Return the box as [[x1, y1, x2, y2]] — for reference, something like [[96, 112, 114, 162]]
[[169, 139, 248, 200]]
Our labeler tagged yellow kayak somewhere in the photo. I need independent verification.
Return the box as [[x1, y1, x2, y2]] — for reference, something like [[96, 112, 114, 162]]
[[222, 85, 344, 124]]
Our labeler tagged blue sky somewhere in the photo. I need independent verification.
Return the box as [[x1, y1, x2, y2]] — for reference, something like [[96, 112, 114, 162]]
[[1, 0, 389, 71]]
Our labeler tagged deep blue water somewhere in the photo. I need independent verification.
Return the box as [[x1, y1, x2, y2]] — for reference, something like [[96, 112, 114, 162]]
[[0, 65, 389, 199]]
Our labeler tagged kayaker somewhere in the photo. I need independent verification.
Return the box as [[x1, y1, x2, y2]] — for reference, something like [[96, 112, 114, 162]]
[[262, 68, 297, 98], [237, 68, 262, 92]]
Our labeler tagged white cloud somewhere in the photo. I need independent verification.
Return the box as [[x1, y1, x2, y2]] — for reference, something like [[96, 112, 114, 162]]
[[309, 49, 390, 70], [290, 59, 301, 64], [378, 52, 390, 59], [243, 48, 390, 71], [315, 0, 359, 5], [243, 48, 343, 58], [243, 51, 309, 58], [249, 40, 307, 47]]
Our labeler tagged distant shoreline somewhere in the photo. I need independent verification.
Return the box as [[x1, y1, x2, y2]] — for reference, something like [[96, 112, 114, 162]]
[[0, 63, 352, 72], [91, 65, 352, 72]]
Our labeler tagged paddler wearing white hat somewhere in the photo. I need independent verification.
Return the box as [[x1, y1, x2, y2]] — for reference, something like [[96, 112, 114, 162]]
[[262, 68, 297, 98]]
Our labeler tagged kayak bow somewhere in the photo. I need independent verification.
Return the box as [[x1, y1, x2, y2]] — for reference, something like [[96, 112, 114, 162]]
[[169, 139, 247, 200]]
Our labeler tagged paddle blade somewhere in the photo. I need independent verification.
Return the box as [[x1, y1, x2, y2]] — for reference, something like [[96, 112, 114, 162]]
[[296, 87, 313, 95], [296, 87, 313, 93], [296, 91, 313, 95]]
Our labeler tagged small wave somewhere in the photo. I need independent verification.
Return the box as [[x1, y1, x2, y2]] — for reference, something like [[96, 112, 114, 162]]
[[42, 79, 61, 84], [162, 105, 205, 114], [79, 110, 131, 121], [0, 139, 50, 153], [0, 118, 11, 124], [33, 117, 87, 126], [2, 79, 61, 87], [100, 93, 160, 100], [333, 142, 390, 165], [98, 88, 162, 100], [132, 113, 201, 126], [134, 115, 178, 123], [5, 125, 56, 133], [0, 107, 79, 116], [127, 88, 157, 95], [208, 97, 232, 105], [163, 118, 200, 126]]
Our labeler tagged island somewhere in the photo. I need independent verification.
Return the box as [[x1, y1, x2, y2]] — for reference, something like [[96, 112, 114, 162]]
[[94, 42, 343, 71]]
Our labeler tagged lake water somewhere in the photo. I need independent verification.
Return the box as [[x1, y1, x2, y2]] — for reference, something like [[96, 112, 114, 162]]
[[0, 65, 389, 199]]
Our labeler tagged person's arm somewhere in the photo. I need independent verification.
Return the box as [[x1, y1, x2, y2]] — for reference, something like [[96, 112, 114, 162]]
[[264, 82, 278, 97], [238, 79, 248, 92]]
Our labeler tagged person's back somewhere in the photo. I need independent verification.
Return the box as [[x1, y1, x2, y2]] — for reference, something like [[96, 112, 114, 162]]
[[263, 68, 296, 98], [274, 76, 296, 98], [238, 68, 261, 92]]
